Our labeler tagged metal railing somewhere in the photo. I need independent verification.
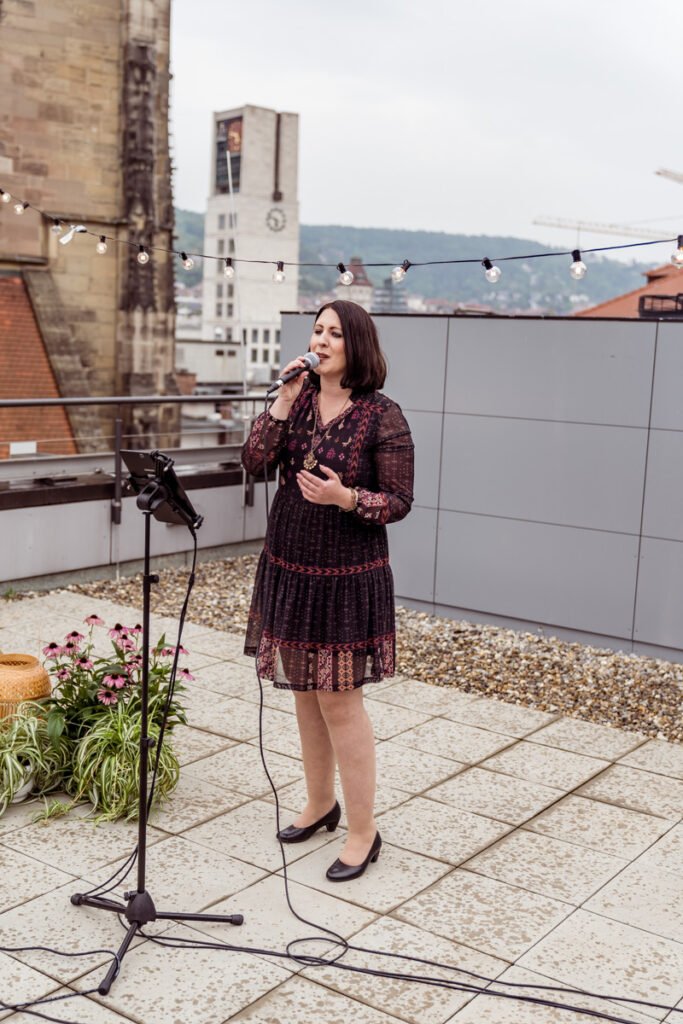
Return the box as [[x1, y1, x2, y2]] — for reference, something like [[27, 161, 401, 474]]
[[0, 393, 268, 520], [638, 294, 683, 318]]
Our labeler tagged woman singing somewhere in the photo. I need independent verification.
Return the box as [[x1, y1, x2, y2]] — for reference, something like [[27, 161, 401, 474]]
[[242, 299, 414, 881]]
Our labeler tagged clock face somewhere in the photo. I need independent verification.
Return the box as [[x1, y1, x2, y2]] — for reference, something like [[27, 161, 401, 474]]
[[266, 207, 286, 232]]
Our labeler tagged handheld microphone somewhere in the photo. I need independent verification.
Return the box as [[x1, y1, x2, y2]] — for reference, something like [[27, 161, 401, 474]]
[[266, 352, 320, 395]]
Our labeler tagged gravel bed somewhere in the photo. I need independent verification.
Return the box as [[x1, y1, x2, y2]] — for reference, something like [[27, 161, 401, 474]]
[[59, 554, 683, 743]]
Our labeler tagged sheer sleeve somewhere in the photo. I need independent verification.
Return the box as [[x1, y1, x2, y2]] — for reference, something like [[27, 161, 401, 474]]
[[354, 401, 414, 526], [241, 410, 289, 475]]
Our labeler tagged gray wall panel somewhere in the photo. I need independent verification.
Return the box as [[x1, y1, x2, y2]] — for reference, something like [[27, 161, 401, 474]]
[[2, 501, 110, 580], [404, 410, 441, 509], [642, 429, 683, 541], [633, 537, 683, 648], [445, 319, 655, 426], [389, 506, 437, 604], [281, 313, 314, 367], [435, 511, 638, 638], [651, 322, 683, 429], [244, 482, 269, 542], [633, 640, 683, 665], [376, 315, 447, 412], [440, 414, 647, 533]]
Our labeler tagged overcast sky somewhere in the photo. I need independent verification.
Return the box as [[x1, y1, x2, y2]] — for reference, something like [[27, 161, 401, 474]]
[[170, 0, 682, 263]]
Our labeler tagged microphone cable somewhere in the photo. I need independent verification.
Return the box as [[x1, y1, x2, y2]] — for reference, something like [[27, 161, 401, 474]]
[[4, 421, 680, 1023], [256, 389, 350, 964], [230, 389, 683, 1023]]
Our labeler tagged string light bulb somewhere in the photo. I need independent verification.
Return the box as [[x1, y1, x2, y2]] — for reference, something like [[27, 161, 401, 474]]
[[223, 257, 235, 279], [391, 259, 411, 284], [180, 251, 195, 270], [0, 189, 11, 204], [671, 235, 683, 269], [50, 219, 63, 236], [58, 224, 87, 246], [569, 249, 587, 280], [337, 262, 354, 286], [136, 244, 150, 265], [14, 201, 29, 215], [481, 258, 501, 284], [273, 260, 286, 283], [96, 236, 108, 255]]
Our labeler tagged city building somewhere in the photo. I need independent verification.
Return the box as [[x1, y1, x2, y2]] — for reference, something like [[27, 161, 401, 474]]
[[575, 263, 683, 318], [0, 0, 177, 452], [199, 105, 299, 386], [372, 274, 409, 314]]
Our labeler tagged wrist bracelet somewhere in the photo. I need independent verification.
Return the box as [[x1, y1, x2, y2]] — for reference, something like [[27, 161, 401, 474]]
[[341, 487, 358, 512]]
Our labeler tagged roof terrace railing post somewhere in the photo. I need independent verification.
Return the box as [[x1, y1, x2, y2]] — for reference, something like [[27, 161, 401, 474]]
[[242, 396, 256, 508], [112, 409, 123, 526]]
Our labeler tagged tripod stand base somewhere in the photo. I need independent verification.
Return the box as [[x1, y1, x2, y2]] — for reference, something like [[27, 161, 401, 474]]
[[71, 889, 243, 995], [68, 496, 243, 996]]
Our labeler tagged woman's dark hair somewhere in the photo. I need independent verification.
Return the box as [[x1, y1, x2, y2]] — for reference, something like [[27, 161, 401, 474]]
[[309, 300, 387, 393]]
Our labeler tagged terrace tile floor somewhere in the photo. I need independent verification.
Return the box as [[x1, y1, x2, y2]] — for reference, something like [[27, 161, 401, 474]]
[[1, 591, 683, 1023]]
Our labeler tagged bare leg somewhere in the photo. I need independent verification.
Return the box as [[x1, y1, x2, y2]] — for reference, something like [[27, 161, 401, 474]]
[[290, 690, 337, 827], [318, 688, 377, 865]]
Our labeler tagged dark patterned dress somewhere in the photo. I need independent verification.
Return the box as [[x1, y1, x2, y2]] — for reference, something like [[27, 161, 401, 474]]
[[242, 383, 414, 691]]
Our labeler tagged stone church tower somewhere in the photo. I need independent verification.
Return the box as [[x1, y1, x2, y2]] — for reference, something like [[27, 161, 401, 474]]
[[0, 0, 177, 450]]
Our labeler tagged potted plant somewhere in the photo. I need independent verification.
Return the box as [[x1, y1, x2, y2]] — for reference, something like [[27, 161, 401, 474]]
[[0, 701, 70, 814], [68, 701, 180, 820], [0, 614, 191, 822]]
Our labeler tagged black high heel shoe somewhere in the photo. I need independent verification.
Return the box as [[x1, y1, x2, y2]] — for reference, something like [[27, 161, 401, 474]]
[[277, 801, 341, 843], [326, 831, 382, 882]]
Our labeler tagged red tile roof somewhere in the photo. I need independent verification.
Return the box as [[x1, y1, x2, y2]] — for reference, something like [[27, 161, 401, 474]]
[[0, 274, 77, 459], [575, 263, 683, 318]]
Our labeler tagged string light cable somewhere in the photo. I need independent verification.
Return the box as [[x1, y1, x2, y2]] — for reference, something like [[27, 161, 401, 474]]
[[3, 185, 682, 282]]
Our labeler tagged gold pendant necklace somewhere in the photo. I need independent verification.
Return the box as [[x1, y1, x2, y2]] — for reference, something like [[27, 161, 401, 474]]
[[304, 394, 350, 471]]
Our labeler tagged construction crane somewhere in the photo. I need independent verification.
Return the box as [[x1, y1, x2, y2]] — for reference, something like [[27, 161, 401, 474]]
[[656, 169, 683, 185], [536, 171, 683, 245], [533, 217, 664, 241]]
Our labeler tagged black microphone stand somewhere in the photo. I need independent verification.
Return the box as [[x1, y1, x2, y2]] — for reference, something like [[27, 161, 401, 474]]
[[70, 451, 243, 995]]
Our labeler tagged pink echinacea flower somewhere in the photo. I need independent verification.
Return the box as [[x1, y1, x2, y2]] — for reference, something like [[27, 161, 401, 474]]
[[42, 642, 64, 658], [97, 690, 118, 705], [103, 672, 127, 689], [108, 623, 129, 640]]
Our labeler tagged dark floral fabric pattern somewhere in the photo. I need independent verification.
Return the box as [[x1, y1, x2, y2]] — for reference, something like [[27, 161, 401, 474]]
[[242, 383, 414, 691]]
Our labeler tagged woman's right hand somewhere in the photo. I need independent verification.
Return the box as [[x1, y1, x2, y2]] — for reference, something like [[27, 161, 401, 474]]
[[269, 356, 311, 418]]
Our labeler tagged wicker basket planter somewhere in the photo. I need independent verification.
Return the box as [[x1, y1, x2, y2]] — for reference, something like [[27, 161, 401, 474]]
[[0, 654, 51, 720]]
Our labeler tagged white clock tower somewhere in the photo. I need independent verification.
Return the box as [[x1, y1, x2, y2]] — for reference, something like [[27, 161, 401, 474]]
[[200, 104, 299, 385]]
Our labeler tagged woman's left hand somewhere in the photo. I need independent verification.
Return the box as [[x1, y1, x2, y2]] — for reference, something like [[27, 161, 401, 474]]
[[297, 466, 349, 506]]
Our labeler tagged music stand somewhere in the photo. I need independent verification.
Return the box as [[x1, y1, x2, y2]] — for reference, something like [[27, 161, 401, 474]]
[[70, 450, 243, 995]]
